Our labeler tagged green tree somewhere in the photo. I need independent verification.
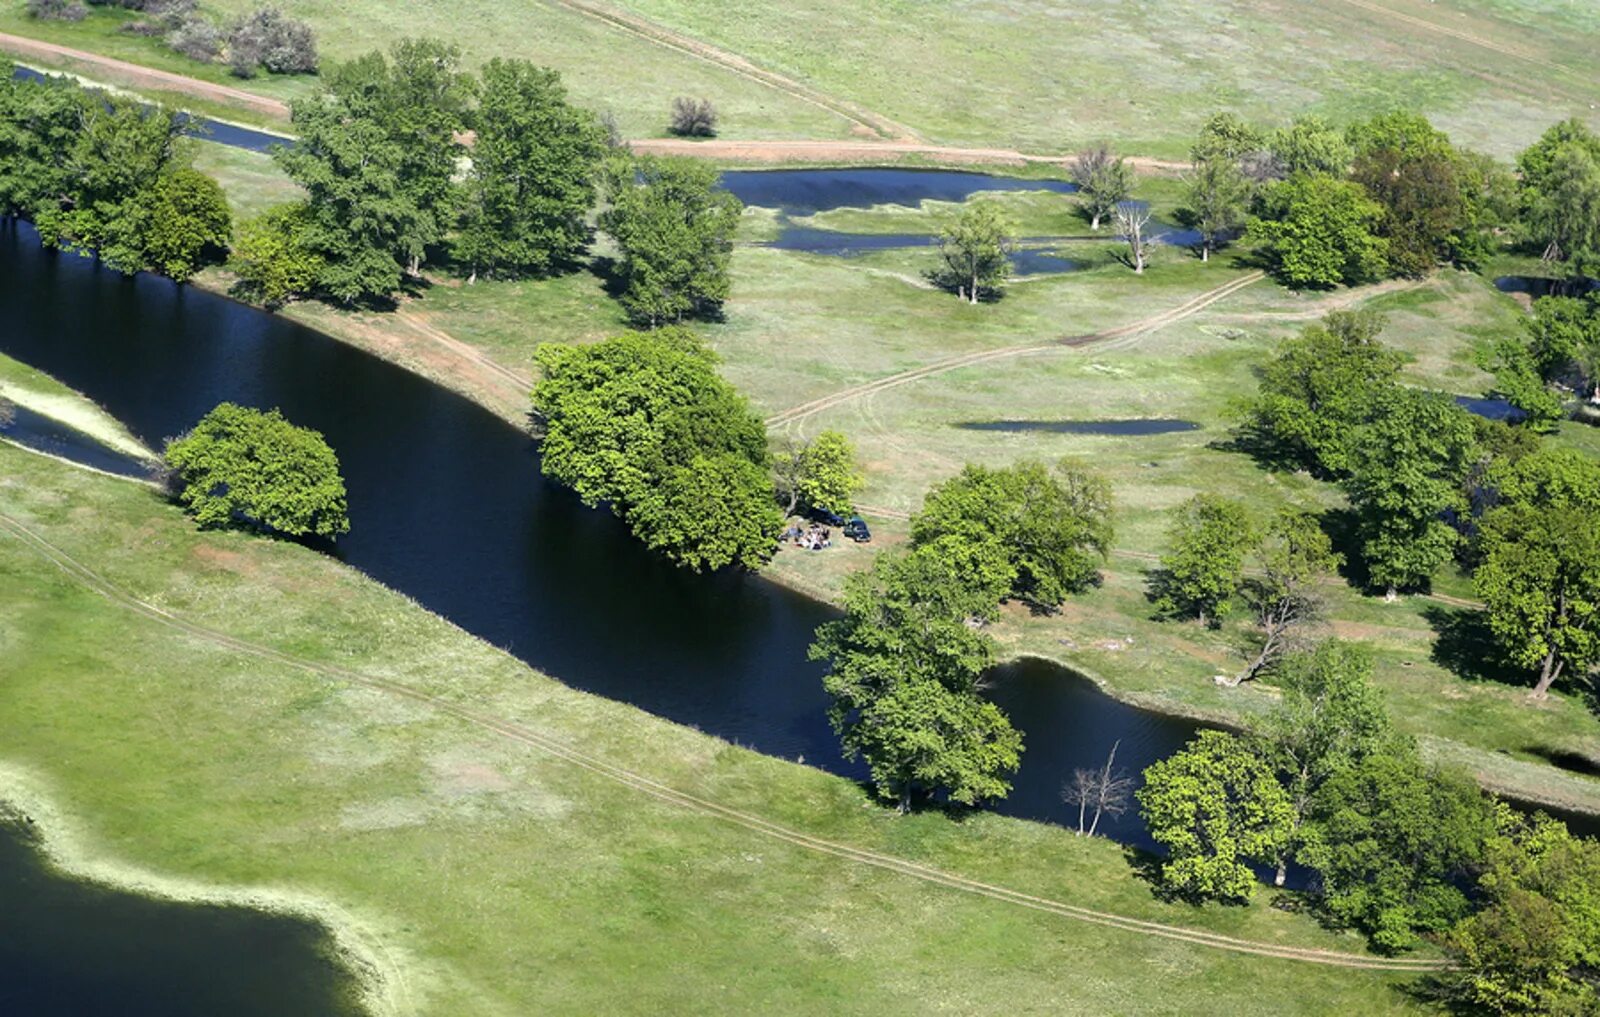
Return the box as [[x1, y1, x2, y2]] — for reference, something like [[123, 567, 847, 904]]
[[1151, 494, 1255, 627], [1344, 388, 1478, 598], [454, 59, 604, 281], [600, 156, 743, 326], [164, 402, 350, 537], [1193, 112, 1265, 163], [1185, 150, 1250, 262], [1137, 730, 1295, 903], [1348, 113, 1472, 277], [810, 541, 1021, 811], [1259, 642, 1389, 885], [231, 202, 324, 308], [1475, 447, 1600, 698], [935, 202, 1014, 303], [910, 459, 1113, 611], [0, 68, 88, 217], [135, 167, 232, 281], [1070, 143, 1131, 231], [1517, 119, 1600, 278], [1233, 509, 1343, 684], [1302, 737, 1494, 951], [1247, 173, 1389, 288], [381, 39, 474, 276], [1269, 116, 1352, 177], [1447, 811, 1600, 1016], [775, 429, 863, 517], [532, 328, 778, 571], [1238, 309, 1403, 475]]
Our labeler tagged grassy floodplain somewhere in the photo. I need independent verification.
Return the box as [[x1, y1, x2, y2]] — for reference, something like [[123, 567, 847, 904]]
[[172, 145, 1600, 818], [0, 429, 1453, 1014], [7, 0, 1600, 155]]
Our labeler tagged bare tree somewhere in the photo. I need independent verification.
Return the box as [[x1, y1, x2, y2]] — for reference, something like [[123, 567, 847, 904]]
[[1230, 510, 1342, 686], [668, 97, 718, 138], [1113, 201, 1153, 274], [1069, 144, 1132, 231], [1061, 740, 1135, 836]]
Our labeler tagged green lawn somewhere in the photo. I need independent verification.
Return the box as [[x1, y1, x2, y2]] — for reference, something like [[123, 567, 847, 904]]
[[0, 440, 1444, 1015]]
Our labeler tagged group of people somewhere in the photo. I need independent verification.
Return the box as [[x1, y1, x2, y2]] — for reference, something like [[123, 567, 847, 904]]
[[782, 522, 833, 551]]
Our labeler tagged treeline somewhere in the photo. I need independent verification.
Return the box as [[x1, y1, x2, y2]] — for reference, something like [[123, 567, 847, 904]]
[[0, 64, 231, 280], [1163, 111, 1600, 291], [1215, 309, 1600, 700], [239, 38, 740, 318], [28, 0, 318, 79]]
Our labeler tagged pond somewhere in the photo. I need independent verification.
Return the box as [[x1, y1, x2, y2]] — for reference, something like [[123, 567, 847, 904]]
[[0, 816, 364, 1016]]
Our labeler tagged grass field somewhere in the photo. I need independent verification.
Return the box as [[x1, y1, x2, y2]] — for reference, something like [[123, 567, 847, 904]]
[[0, 436, 1455, 1015], [8, 0, 1599, 156]]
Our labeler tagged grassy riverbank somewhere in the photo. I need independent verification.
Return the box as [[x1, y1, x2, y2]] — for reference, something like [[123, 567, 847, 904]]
[[0, 352, 154, 462], [0, 441, 1448, 1015], [166, 141, 1600, 818]]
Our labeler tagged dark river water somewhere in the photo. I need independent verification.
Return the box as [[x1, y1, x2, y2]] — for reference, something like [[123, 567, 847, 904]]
[[0, 818, 362, 1016]]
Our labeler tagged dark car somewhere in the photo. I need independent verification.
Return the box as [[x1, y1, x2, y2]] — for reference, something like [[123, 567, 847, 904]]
[[808, 506, 846, 527], [843, 516, 872, 543]]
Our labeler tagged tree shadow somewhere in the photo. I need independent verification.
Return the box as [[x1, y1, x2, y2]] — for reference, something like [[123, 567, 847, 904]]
[[1319, 508, 1372, 591], [1422, 605, 1520, 686]]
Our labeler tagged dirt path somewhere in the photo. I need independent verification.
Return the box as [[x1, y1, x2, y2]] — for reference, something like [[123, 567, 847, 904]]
[[0, 32, 291, 119], [632, 137, 1188, 172], [0, 509, 1447, 972], [766, 272, 1265, 430]]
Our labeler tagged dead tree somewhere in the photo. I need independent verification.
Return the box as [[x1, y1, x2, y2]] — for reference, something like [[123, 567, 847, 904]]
[[1230, 511, 1340, 685], [1113, 201, 1152, 274], [1061, 740, 1135, 836]]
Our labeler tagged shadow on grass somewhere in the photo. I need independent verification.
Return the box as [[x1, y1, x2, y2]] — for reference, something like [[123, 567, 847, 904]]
[[1421, 605, 1517, 685]]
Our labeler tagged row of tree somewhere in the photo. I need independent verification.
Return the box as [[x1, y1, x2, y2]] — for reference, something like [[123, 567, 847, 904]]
[[1229, 310, 1600, 699], [0, 66, 232, 280], [1137, 639, 1599, 1017], [238, 39, 741, 321], [810, 459, 1114, 810]]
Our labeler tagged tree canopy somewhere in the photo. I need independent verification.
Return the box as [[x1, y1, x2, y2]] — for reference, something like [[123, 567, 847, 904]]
[[1247, 173, 1389, 288], [164, 403, 350, 538], [935, 202, 1014, 303], [1150, 494, 1255, 627], [910, 459, 1113, 611], [532, 328, 779, 571], [1070, 143, 1132, 231], [600, 156, 743, 326], [775, 430, 863, 517], [1517, 119, 1600, 279]]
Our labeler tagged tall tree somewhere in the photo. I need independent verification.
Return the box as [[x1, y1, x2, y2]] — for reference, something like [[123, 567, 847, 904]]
[[455, 59, 605, 282], [1343, 388, 1478, 599], [381, 39, 474, 276], [1517, 119, 1600, 280], [936, 202, 1014, 303], [1070, 143, 1131, 231], [1233, 509, 1342, 684], [1259, 642, 1389, 885], [774, 429, 863, 517], [1348, 113, 1476, 277], [0, 66, 88, 217], [1302, 737, 1494, 951], [810, 541, 1022, 812], [1247, 173, 1389, 288], [1185, 149, 1249, 261], [910, 459, 1113, 611], [1447, 811, 1600, 1016], [532, 328, 779, 570], [1238, 309, 1403, 475], [1475, 447, 1600, 698], [600, 156, 743, 326], [1150, 494, 1255, 627], [1137, 730, 1295, 903]]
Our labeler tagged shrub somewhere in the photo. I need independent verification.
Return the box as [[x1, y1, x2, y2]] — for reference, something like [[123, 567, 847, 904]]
[[27, 0, 89, 21], [231, 203, 323, 308], [227, 6, 318, 78], [165, 403, 350, 537], [167, 15, 224, 63], [139, 167, 232, 281], [668, 96, 717, 137]]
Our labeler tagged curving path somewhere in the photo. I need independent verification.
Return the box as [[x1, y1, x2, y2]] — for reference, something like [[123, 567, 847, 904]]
[[0, 509, 1447, 973]]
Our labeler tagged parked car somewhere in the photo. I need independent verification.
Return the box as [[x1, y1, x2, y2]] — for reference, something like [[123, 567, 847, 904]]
[[843, 516, 872, 542], [808, 506, 846, 527]]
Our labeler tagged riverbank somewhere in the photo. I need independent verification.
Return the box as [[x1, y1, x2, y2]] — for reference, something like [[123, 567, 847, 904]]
[[0, 441, 1441, 1015]]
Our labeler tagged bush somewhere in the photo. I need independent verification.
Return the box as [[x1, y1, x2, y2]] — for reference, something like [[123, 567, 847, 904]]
[[165, 403, 350, 538], [227, 6, 318, 78], [139, 167, 232, 281], [668, 96, 717, 138], [27, 0, 89, 21], [167, 15, 224, 64], [231, 203, 323, 308]]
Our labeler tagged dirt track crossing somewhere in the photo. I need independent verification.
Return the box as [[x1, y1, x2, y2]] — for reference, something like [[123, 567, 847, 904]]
[[765, 272, 1265, 430], [0, 509, 1448, 972]]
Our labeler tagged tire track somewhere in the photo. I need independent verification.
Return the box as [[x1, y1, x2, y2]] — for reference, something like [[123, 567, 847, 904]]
[[0, 511, 1446, 972], [766, 273, 1264, 429]]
